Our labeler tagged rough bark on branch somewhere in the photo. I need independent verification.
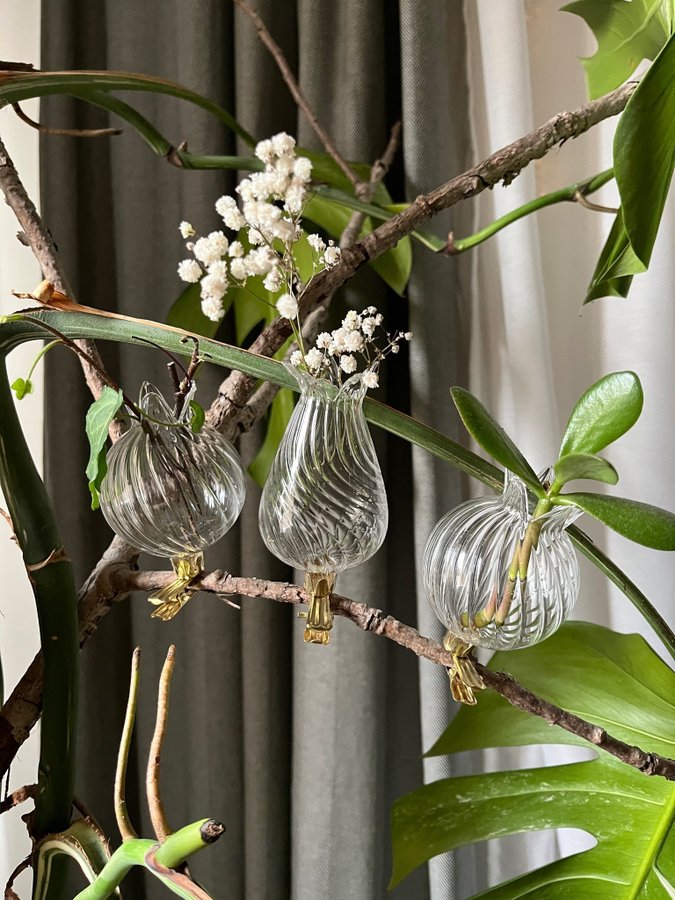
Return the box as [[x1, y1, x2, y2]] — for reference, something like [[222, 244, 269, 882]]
[[206, 80, 637, 434]]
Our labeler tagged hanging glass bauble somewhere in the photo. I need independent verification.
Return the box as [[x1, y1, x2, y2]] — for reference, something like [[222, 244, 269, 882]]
[[259, 366, 388, 645], [100, 382, 246, 619], [423, 470, 581, 696]]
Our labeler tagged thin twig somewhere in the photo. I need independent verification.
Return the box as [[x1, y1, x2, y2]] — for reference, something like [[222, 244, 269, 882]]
[[0, 784, 36, 815], [233, 0, 360, 189], [4, 854, 31, 899], [115, 647, 141, 841], [147, 645, 176, 842], [573, 189, 619, 214], [11, 103, 123, 139], [118, 569, 675, 782]]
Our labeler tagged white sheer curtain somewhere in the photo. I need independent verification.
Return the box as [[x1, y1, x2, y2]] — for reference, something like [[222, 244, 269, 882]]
[[0, 9, 42, 895], [456, 0, 674, 892]]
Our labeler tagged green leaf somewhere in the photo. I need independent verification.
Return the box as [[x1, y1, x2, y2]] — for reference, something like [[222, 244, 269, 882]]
[[614, 35, 675, 268], [34, 818, 118, 900], [248, 388, 295, 486], [583, 209, 645, 304], [553, 452, 619, 488], [559, 371, 643, 457], [0, 69, 254, 145], [449, 386, 545, 497], [556, 491, 675, 549], [85, 386, 124, 510], [11, 376, 33, 399], [188, 400, 205, 433], [167, 283, 222, 338], [563, 0, 672, 98], [391, 622, 675, 891], [304, 194, 413, 295]]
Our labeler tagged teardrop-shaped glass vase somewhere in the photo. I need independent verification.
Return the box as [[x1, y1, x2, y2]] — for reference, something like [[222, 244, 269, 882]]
[[422, 470, 581, 651], [100, 383, 246, 618], [259, 366, 388, 644]]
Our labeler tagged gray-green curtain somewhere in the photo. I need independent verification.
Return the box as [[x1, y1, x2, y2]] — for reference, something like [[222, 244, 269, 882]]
[[41, 2, 469, 897]]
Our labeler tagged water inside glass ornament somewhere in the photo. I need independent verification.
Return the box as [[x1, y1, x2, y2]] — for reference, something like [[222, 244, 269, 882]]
[[258, 365, 388, 644], [423, 470, 582, 654], [100, 382, 246, 618]]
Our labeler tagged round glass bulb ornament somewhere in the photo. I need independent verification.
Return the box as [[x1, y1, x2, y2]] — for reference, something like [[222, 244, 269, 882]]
[[100, 382, 246, 619], [423, 470, 581, 658], [259, 366, 388, 644]]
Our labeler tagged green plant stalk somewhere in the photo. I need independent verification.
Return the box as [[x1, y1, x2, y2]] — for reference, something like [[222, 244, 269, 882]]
[[448, 169, 615, 253], [1, 310, 672, 658], [73, 820, 222, 900], [0, 359, 78, 837]]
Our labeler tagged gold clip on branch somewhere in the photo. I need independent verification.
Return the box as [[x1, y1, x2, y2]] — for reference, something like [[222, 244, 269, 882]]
[[300, 572, 336, 645], [443, 631, 485, 706], [149, 552, 204, 621]]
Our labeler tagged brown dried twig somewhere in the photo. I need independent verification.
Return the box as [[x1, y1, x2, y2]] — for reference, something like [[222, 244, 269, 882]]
[[11, 103, 122, 139]]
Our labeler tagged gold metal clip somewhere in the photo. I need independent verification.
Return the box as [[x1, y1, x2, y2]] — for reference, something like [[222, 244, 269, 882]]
[[149, 552, 204, 621], [443, 631, 485, 705], [303, 572, 336, 645]]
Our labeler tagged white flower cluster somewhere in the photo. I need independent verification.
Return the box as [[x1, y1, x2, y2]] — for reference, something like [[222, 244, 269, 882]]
[[176, 132, 342, 322], [290, 306, 412, 390]]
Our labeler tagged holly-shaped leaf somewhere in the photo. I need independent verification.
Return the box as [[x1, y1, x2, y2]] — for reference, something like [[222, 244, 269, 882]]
[[450, 387, 545, 498], [563, 0, 672, 99], [85, 386, 124, 510], [559, 371, 643, 457], [11, 376, 34, 399]]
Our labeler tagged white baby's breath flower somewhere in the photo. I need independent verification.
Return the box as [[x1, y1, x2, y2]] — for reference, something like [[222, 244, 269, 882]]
[[404, 331, 413, 340], [200, 273, 227, 301], [208, 260, 229, 281], [271, 132, 296, 157], [194, 232, 228, 266], [179, 221, 196, 239], [323, 244, 341, 267], [236, 179, 255, 202], [263, 268, 283, 292], [340, 354, 357, 374], [276, 293, 299, 319], [305, 348, 324, 371], [177, 259, 202, 283], [374, 313, 384, 325], [201, 296, 225, 322], [307, 233, 326, 254], [366, 306, 377, 315], [216, 196, 246, 231], [363, 370, 379, 389], [344, 330, 365, 352], [330, 327, 349, 352], [255, 138, 275, 164], [228, 241, 244, 258], [343, 310, 361, 331], [316, 332, 332, 349], [245, 247, 276, 276], [293, 156, 313, 182], [361, 316, 377, 337], [230, 258, 247, 281], [290, 350, 303, 367], [284, 179, 306, 214], [391, 343, 400, 354]]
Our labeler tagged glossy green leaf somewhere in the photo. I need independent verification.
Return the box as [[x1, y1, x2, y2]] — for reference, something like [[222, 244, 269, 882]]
[[614, 35, 675, 268], [583, 209, 645, 304], [0, 70, 254, 144], [391, 622, 675, 891], [563, 0, 672, 98], [188, 400, 205, 433], [556, 491, 675, 549], [559, 371, 643, 457], [167, 283, 222, 339], [248, 387, 295, 486], [304, 194, 412, 295], [553, 452, 619, 488], [85, 386, 124, 510], [11, 375, 33, 399], [450, 386, 544, 497]]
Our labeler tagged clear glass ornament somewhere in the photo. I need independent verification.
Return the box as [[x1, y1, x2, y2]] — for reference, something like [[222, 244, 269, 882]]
[[259, 366, 388, 644], [100, 382, 246, 619], [423, 470, 581, 655]]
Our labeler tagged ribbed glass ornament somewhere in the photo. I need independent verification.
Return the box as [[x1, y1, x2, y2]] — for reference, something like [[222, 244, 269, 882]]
[[100, 383, 246, 618], [423, 470, 581, 651], [259, 366, 388, 643]]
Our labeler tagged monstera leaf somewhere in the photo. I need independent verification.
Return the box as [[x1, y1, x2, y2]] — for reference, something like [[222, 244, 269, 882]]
[[391, 622, 675, 895]]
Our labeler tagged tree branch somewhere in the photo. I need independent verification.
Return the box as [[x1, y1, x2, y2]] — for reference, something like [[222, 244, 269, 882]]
[[206, 80, 637, 435], [233, 0, 361, 190]]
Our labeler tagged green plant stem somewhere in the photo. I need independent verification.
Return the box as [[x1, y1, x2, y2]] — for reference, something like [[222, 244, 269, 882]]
[[447, 169, 615, 253], [1, 310, 673, 659], [0, 358, 78, 837], [73, 820, 223, 900]]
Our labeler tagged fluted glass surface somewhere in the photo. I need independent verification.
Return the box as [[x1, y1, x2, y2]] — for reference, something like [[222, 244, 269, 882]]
[[423, 470, 581, 650], [259, 367, 388, 575], [100, 383, 246, 557]]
